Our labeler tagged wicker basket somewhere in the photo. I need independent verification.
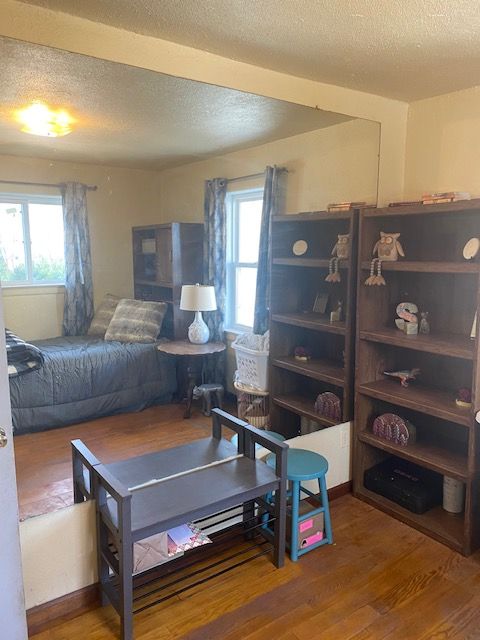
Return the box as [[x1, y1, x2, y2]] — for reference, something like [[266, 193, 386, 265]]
[[234, 381, 269, 429]]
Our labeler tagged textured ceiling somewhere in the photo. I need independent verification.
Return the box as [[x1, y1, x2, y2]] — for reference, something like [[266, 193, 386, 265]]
[[0, 37, 351, 170], [16, 0, 480, 101]]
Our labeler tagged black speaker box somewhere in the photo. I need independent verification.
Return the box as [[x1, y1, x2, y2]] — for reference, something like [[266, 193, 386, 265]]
[[364, 457, 443, 514]]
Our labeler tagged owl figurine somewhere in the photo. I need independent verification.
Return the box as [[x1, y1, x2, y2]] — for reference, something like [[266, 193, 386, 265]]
[[325, 233, 350, 283], [373, 232, 405, 261], [365, 231, 405, 286]]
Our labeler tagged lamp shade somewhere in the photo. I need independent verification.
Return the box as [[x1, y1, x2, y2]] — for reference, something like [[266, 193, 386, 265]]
[[180, 284, 217, 311]]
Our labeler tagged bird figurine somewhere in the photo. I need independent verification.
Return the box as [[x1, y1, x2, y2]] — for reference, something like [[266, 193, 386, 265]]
[[383, 368, 420, 388]]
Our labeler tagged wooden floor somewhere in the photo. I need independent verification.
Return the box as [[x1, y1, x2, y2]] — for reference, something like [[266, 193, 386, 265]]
[[14, 403, 215, 520], [16, 404, 480, 638], [29, 492, 480, 640]]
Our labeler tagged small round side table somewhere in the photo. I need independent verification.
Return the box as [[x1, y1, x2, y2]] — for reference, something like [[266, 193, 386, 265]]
[[157, 340, 226, 418]]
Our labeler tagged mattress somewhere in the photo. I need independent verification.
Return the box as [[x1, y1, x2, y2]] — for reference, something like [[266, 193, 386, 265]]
[[10, 336, 177, 434]]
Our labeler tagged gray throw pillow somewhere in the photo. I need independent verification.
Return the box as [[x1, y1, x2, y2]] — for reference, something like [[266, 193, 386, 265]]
[[87, 293, 120, 337], [104, 299, 167, 343]]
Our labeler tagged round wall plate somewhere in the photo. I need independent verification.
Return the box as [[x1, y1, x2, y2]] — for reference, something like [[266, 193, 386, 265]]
[[292, 239, 308, 256], [463, 237, 480, 260]]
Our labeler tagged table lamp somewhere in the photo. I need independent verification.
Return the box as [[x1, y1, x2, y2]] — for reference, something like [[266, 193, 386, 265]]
[[180, 284, 217, 344]]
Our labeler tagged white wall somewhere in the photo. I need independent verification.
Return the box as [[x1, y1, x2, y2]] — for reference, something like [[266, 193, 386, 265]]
[[20, 501, 97, 610], [404, 85, 480, 198], [157, 119, 380, 221]]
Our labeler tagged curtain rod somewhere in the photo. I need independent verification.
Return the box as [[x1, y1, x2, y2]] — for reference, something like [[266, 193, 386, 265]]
[[227, 167, 288, 184], [0, 179, 97, 191]]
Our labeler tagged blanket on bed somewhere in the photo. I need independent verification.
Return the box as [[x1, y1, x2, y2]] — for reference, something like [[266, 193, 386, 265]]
[[6, 329, 44, 377], [10, 336, 176, 433]]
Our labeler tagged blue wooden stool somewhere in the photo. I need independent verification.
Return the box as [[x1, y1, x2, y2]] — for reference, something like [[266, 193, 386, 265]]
[[231, 431, 285, 452], [266, 448, 333, 561]]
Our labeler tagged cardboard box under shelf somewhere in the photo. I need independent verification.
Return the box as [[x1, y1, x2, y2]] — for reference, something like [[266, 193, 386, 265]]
[[287, 499, 325, 550]]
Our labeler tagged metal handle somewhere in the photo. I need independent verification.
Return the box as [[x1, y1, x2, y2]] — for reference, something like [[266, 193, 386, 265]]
[[0, 428, 7, 448]]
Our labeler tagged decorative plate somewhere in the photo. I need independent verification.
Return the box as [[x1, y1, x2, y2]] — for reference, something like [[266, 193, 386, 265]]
[[292, 240, 308, 256]]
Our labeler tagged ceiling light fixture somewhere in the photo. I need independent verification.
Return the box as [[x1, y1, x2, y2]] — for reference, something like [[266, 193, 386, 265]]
[[15, 102, 74, 137]]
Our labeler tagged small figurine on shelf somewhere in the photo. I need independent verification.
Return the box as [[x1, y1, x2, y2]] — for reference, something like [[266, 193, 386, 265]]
[[325, 234, 350, 283], [294, 346, 311, 362], [419, 311, 430, 335], [330, 300, 343, 323], [383, 368, 420, 388], [395, 302, 418, 335], [455, 388, 472, 409], [365, 231, 405, 286]]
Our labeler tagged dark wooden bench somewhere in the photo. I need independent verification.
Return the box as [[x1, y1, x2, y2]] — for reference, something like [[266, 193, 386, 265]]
[[71, 409, 288, 640]]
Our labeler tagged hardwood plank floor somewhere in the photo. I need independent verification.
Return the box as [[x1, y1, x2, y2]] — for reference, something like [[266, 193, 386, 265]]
[[29, 493, 480, 640], [14, 403, 216, 520]]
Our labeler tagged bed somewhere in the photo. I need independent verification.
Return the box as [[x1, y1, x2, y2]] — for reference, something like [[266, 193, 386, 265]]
[[10, 336, 177, 435]]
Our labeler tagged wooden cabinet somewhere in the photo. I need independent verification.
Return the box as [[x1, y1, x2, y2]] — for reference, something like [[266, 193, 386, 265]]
[[132, 223, 203, 339], [269, 210, 358, 438], [353, 199, 480, 555]]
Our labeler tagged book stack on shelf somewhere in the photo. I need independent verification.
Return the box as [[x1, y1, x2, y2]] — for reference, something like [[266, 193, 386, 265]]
[[328, 201, 366, 212], [422, 191, 471, 205], [269, 210, 358, 438], [353, 198, 480, 555]]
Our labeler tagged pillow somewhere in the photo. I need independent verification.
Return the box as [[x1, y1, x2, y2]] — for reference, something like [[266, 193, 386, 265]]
[[105, 298, 167, 343], [88, 294, 120, 337]]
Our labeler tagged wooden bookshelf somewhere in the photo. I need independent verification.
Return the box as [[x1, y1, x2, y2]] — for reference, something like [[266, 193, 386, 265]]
[[353, 201, 480, 555], [269, 210, 358, 437], [132, 223, 203, 339]]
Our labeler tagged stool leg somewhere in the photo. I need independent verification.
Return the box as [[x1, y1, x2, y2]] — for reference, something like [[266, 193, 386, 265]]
[[204, 393, 212, 417], [290, 480, 300, 562], [319, 476, 333, 544], [216, 388, 224, 410]]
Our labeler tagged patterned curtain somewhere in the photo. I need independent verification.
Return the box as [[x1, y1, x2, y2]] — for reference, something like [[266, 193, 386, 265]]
[[61, 182, 94, 336], [253, 166, 286, 334], [203, 177, 227, 383]]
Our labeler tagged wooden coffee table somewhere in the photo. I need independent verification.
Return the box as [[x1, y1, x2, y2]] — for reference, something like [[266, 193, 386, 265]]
[[157, 340, 226, 418]]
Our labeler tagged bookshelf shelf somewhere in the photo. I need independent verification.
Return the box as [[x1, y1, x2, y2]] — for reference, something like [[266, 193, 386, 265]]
[[272, 356, 345, 387], [359, 328, 474, 360], [273, 257, 349, 269], [357, 380, 471, 428], [271, 313, 346, 335], [272, 395, 337, 428]]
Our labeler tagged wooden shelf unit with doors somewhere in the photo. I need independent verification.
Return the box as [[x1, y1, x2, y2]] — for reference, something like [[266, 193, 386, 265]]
[[353, 199, 480, 555], [269, 210, 359, 438], [132, 223, 203, 339]]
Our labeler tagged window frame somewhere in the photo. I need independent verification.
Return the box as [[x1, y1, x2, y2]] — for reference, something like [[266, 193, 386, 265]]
[[225, 187, 264, 333], [0, 192, 65, 287]]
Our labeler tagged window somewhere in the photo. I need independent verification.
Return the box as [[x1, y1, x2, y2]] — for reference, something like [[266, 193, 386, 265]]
[[0, 194, 65, 286], [226, 188, 264, 331]]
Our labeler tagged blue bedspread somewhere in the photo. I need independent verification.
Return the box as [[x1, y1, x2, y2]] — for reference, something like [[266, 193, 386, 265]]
[[10, 336, 177, 434]]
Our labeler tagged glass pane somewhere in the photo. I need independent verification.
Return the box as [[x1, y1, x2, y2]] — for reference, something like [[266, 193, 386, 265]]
[[0, 203, 27, 283], [238, 198, 262, 263], [235, 266, 257, 328], [29, 203, 65, 283]]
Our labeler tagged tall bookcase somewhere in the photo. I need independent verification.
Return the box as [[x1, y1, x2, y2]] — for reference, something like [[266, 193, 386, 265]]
[[353, 200, 480, 555], [132, 222, 203, 339], [269, 210, 358, 438]]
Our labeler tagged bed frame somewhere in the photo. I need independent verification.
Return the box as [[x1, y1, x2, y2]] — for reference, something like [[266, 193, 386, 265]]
[[72, 409, 288, 640]]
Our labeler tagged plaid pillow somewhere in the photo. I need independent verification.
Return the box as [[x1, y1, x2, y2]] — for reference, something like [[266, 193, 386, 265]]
[[104, 299, 167, 343], [87, 293, 120, 337]]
